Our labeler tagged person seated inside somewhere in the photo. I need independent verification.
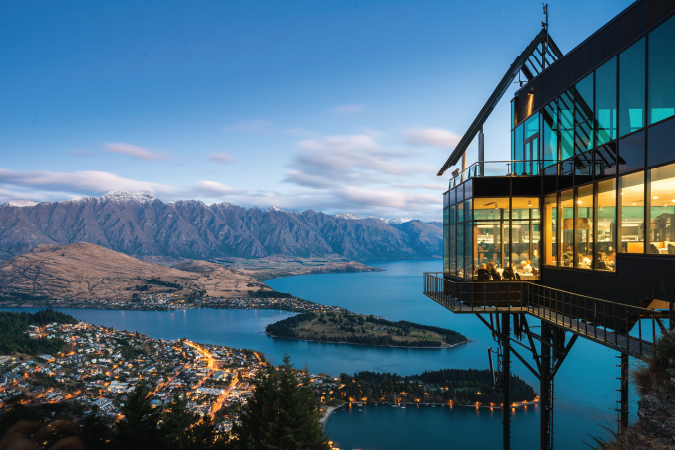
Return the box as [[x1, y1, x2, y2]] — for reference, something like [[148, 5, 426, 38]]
[[476, 263, 490, 281], [487, 261, 500, 280], [562, 246, 573, 262], [502, 264, 514, 280], [581, 253, 592, 266], [596, 252, 607, 270], [519, 260, 533, 274], [563, 259, 572, 267]]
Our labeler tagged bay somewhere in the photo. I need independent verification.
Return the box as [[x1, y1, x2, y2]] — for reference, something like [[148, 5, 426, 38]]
[[0, 259, 635, 449]]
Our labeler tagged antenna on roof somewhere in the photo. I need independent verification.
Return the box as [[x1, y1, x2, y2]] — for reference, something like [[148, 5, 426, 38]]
[[542, 4, 549, 70]]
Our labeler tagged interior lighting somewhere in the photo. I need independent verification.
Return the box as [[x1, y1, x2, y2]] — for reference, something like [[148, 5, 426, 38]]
[[632, 203, 636, 206], [653, 196, 659, 199], [577, 200, 582, 204]]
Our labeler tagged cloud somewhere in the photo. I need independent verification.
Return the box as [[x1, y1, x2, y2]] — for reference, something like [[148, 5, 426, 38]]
[[392, 183, 448, 190], [402, 128, 461, 148], [331, 104, 366, 115], [103, 142, 167, 161], [69, 149, 95, 157], [224, 120, 274, 133], [207, 153, 235, 164], [194, 180, 246, 197], [0, 168, 175, 195]]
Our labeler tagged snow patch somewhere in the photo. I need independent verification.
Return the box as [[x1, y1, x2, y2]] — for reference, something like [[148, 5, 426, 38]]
[[266, 206, 285, 213], [101, 190, 156, 203], [2, 199, 39, 208], [333, 213, 411, 224]]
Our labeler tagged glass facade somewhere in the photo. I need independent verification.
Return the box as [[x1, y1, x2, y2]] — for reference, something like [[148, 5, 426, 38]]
[[447, 15, 675, 279], [444, 188, 540, 280]]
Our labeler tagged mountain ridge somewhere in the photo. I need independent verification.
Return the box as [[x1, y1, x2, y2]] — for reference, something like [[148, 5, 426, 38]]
[[0, 191, 442, 262]]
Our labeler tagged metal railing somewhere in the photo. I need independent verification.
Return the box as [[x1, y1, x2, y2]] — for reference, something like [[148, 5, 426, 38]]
[[423, 272, 668, 359], [449, 159, 557, 188]]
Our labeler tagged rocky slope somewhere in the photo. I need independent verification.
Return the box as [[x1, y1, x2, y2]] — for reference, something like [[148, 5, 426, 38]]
[[0, 191, 442, 262], [0, 243, 270, 301]]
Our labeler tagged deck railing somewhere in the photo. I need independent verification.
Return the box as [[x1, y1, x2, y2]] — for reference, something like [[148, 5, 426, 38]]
[[423, 272, 669, 359]]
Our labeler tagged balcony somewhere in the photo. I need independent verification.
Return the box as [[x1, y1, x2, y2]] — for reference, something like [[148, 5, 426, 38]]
[[449, 159, 556, 188], [422, 272, 668, 360]]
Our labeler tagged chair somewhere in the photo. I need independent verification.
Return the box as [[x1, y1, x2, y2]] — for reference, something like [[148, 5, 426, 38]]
[[649, 243, 660, 254], [669, 244, 675, 255]]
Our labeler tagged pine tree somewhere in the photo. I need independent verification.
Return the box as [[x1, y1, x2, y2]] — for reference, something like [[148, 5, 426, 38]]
[[229, 354, 330, 450], [161, 393, 198, 450], [112, 383, 163, 450]]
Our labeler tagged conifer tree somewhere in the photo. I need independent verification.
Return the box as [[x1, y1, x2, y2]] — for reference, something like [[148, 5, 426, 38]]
[[229, 354, 330, 450], [112, 383, 163, 450]]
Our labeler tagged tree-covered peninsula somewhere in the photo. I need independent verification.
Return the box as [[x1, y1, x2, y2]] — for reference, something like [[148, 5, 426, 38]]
[[336, 369, 537, 407], [265, 312, 468, 348]]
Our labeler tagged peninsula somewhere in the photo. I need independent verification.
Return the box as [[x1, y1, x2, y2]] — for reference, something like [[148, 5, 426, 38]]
[[265, 312, 468, 348]]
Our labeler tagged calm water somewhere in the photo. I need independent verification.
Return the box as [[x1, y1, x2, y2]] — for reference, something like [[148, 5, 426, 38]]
[[1, 259, 635, 449]]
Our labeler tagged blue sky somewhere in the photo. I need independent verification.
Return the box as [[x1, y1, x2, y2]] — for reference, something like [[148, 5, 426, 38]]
[[0, 0, 633, 221]]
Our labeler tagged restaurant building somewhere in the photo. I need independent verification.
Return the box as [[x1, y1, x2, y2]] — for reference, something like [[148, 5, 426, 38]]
[[425, 1, 675, 449]]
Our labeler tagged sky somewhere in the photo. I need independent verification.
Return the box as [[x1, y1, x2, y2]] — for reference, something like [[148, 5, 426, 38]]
[[0, 0, 634, 221]]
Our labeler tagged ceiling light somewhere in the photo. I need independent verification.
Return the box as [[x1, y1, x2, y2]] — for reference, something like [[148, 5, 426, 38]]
[[577, 200, 582, 204], [632, 203, 636, 205], [653, 196, 659, 199]]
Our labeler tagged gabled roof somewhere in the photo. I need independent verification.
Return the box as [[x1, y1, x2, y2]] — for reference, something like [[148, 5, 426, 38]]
[[437, 28, 564, 176]]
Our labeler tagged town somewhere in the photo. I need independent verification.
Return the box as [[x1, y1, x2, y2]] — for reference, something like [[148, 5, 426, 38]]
[[0, 319, 345, 435], [2, 292, 347, 314]]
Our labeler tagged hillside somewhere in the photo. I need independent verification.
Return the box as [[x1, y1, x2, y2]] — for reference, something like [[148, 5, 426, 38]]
[[0, 191, 442, 262], [0, 243, 271, 302]]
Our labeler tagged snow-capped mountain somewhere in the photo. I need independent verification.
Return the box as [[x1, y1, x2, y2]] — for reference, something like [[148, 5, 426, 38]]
[[0, 191, 442, 261]]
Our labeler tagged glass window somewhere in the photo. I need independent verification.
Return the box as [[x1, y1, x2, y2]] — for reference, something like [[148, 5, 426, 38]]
[[473, 198, 508, 220], [464, 199, 472, 221], [648, 15, 675, 125], [457, 200, 464, 223], [618, 130, 645, 174], [457, 222, 464, 277], [511, 197, 539, 220], [514, 124, 524, 175], [443, 209, 449, 273], [543, 101, 558, 167], [559, 190, 575, 267], [596, 180, 617, 271], [456, 183, 464, 203], [449, 220, 456, 275], [596, 57, 617, 145], [619, 171, 645, 253], [647, 117, 675, 168], [595, 143, 618, 179], [647, 164, 675, 254], [512, 221, 533, 276], [559, 89, 575, 160], [575, 73, 594, 154], [619, 38, 646, 137], [576, 185, 594, 269], [524, 114, 540, 175], [464, 222, 473, 280], [544, 194, 558, 266], [476, 222, 503, 270]]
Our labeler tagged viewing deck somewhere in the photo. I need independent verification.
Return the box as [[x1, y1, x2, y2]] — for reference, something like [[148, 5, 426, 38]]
[[423, 272, 669, 360]]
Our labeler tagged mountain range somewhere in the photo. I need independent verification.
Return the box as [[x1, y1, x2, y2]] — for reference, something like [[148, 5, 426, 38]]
[[0, 191, 442, 262]]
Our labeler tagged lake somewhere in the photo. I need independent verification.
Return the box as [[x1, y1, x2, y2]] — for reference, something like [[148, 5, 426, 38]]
[[1, 259, 634, 449]]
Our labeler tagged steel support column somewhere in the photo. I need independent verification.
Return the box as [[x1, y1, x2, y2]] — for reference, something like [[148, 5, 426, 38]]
[[540, 321, 551, 450], [620, 353, 629, 433], [503, 313, 511, 450]]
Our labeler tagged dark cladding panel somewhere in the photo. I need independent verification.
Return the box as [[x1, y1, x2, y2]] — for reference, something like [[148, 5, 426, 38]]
[[511, 177, 542, 196], [540, 254, 675, 307], [472, 177, 511, 197]]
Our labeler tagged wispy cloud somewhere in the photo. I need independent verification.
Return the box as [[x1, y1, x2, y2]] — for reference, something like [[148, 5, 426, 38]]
[[207, 153, 235, 164], [0, 168, 175, 195], [103, 142, 167, 161], [402, 128, 461, 148], [224, 120, 274, 133], [194, 180, 246, 197], [331, 104, 366, 115]]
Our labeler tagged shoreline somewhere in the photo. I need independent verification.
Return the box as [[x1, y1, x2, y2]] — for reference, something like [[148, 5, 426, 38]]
[[264, 333, 471, 350], [320, 406, 338, 425]]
